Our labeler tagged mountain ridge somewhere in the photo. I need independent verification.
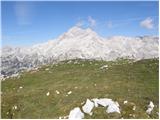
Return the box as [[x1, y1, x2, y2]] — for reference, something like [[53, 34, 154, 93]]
[[1, 26, 159, 77]]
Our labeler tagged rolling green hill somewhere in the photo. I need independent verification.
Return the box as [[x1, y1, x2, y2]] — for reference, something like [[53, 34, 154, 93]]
[[1, 59, 159, 119]]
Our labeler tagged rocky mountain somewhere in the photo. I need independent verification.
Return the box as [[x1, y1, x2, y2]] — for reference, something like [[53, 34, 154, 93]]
[[1, 26, 159, 77]]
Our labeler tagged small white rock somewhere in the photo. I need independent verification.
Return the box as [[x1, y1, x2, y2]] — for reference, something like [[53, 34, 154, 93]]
[[146, 101, 154, 114], [81, 101, 85, 105], [13, 105, 17, 110], [46, 92, 50, 96], [100, 65, 108, 69], [74, 86, 78, 89], [45, 68, 49, 71], [67, 91, 72, 95], [19, 86, 23, 89], [56, 90, 60, 94], [148, 101, 154, 108], [123, 100, 128, 104], [133, 106, 136, 111]]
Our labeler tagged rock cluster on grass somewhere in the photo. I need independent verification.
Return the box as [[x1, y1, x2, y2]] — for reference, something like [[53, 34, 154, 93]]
[[68, 98, 120, 119], [66, 99, 155, 119]]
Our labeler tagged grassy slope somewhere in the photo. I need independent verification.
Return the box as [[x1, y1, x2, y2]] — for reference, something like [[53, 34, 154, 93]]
[[1, 59, 159, 119]]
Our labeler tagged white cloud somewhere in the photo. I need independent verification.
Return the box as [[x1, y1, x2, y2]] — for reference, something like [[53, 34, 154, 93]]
[[88, 16, 96, 27], [75, 16, 96, 28], [76, 20, 84, 27], [140, 17, 154, 29], [14, 2, 33, 25]]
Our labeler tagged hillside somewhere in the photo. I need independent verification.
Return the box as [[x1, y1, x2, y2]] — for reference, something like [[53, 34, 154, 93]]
[[1, 58, 159, 119]]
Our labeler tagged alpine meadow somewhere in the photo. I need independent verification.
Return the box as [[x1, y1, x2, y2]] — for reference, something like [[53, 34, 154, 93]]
[[1, 1, 159, 119]]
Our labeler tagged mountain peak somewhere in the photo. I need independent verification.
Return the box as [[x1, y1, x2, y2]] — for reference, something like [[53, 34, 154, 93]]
[[68, 26, 83, 33], [67, 26, 97, 36]]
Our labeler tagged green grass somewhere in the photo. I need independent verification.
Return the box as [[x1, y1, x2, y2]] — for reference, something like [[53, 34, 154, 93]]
[[1, 58, 159, 119]]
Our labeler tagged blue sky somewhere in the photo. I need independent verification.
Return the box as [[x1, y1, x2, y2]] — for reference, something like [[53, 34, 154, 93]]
[[2, 1, 159, 47]]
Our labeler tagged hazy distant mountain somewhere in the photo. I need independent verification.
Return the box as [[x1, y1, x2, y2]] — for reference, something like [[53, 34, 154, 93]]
[[1, 26, 159, 76]]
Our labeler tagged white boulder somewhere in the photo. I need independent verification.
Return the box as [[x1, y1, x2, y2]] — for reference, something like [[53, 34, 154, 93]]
[[106, 102, 121, 113], [96, 98, 113, 107], [146, 101, 154, 114], [82, 99, 94, 115], [69, 107, 84, 119], [92, 98, 120, 114]]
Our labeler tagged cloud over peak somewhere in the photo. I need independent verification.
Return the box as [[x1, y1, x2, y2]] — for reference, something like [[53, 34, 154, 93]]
[[88, 16, 96, 28], [140, 17, 154, 29], [76, 20, 84, 27], [76, 16, 96, 28]]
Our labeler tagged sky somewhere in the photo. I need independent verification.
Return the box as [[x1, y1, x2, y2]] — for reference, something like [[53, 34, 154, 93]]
[[2, 1, 159, 47]]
